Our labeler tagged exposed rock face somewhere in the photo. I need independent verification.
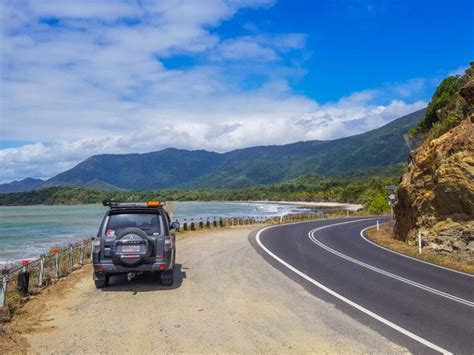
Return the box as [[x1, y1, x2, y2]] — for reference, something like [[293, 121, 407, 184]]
[[394, 118, 474, 259], [460, 79, 474, 104]]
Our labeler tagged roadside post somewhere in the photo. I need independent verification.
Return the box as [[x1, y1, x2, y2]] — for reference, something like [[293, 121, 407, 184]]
[[38, 255, 45, 287], [18, 260, 30, 296], [68, 245, 73, 273], [79, 243, 85, 265], [53, 248, 60, 279], [0, 269, 9, 309], [418, 231, 422, 254], [385, 185, 398, 219], [377, 220, 380, 231]]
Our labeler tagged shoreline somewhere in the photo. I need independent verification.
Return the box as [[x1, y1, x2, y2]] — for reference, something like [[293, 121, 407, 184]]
[[251, 200, 364, 211]]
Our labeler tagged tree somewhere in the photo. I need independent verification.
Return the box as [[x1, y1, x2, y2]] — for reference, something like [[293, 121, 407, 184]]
[[368, 193, 389, 214]]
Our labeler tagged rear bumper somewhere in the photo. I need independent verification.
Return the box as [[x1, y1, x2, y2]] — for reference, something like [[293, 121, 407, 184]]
[[93, 250, 174, 275], [93, 261, 171, 274]]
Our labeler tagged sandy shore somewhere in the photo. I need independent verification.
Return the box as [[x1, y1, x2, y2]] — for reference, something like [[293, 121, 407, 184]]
[[253, 200, 364, 211]]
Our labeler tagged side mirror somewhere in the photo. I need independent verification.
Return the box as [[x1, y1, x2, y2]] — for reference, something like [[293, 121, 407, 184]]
[[91, 237, 96, 241], [170, 221, 180, 230]]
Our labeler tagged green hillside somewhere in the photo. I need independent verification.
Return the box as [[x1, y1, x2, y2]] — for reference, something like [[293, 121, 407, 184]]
[[0, 166, 402, 213], [36, 109, 424, 190]]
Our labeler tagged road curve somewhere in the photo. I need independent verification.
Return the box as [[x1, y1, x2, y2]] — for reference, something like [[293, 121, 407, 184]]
[[251, 217, 474, 354]]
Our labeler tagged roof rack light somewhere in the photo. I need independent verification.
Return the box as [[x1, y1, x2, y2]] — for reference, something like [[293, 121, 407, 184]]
[[102, 200, 120, 207], [147, 200, 161, 207]]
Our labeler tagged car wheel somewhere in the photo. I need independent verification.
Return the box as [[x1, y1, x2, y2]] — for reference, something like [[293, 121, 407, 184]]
[[94, 273, 109, 288], [161, 276, 174, 286], [95, 279, 106, 288], [161, 270, 174, 286], [111, 227, 153, 267]]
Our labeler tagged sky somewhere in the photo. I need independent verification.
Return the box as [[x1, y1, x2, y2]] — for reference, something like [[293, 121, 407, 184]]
[[0, 0, 473, 183]]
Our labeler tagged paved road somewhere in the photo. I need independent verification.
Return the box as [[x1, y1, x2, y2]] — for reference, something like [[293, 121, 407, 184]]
[[252, 217, 474, 354]]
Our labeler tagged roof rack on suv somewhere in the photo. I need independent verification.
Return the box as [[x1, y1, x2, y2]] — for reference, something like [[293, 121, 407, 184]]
[[102, 200, 162, 208]]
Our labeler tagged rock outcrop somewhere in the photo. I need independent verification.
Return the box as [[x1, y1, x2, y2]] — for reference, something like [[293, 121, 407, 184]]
[[394, 73, 474, 261]]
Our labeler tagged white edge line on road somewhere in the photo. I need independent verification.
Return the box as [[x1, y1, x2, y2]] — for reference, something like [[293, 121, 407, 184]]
[[255, 221, 452, 355], [308, 226, 473, 307], [359, 225, 474, 278]]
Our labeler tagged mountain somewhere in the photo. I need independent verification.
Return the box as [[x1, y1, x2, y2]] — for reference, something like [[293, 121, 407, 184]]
[[42, 149, 222, 191], [0, 178, 45, 193], [29, 108, 425, 191]]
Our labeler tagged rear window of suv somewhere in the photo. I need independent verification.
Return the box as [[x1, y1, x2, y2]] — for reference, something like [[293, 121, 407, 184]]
[[106, 213, 162, 236]]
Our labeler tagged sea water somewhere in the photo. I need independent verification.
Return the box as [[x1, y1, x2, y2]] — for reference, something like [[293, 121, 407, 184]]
[[0, 202, 309, 263]]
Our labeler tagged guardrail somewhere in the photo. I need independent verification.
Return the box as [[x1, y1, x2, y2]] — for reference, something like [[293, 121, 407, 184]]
[[0, 210, 342, 319], [0, 238, 93, 319]]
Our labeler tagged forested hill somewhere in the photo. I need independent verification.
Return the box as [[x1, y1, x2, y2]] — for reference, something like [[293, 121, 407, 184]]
[[12, 108, 425, 191]]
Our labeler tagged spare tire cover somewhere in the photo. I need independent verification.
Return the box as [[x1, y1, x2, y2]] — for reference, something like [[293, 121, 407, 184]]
[[111, 227, 153, 266]]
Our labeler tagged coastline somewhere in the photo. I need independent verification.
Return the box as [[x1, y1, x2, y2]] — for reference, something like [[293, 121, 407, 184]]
[[252, 200, 364, 211]]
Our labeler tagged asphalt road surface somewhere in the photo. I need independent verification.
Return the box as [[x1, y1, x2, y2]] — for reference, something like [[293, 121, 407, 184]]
[[252, 217, 474, 354]]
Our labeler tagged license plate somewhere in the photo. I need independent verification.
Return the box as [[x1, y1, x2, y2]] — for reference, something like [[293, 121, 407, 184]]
[[122, 245, 140, 253]]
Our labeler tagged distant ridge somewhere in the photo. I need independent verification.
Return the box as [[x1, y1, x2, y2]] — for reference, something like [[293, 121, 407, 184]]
[[4, 109, 425, 192], [0, 178, 45, 193]]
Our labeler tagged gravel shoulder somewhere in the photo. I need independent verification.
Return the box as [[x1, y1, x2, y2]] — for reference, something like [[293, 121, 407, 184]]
[[8, 226, 407, 354]]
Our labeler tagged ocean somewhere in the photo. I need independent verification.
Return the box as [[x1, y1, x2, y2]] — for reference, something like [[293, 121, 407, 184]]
[[0, 202, 310, 264]]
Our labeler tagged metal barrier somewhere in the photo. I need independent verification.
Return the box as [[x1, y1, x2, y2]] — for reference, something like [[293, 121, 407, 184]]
[[1, 239, 93, 316]]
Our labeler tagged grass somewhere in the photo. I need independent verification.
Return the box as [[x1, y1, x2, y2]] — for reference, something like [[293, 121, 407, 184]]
[[366, 222, 474, 275]]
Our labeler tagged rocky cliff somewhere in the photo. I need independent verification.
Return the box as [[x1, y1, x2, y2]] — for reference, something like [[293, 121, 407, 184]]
[[394, 67, 474, 261]]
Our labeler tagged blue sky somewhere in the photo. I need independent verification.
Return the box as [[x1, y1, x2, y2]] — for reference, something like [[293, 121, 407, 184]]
[[0, 0, 473, 182], [229, 0, 473, 103]]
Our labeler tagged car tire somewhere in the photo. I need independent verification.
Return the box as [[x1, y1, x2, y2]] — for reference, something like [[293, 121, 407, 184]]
[[161, 270, 174, 286], [161, 277, 174, 286], [111, 227, 153, 266], [94, 273, 109, 288], [94, 279, 105, 288]]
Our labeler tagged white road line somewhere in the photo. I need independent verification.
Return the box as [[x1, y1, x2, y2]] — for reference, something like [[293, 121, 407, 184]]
[[308, 222, 473, 307], [255, 221, 452, 355], [359, 225, 474, 278]]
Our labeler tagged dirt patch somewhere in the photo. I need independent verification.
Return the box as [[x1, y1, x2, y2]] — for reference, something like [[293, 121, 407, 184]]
[[1, 266, 92, 353], [366, 222, 474, 274]]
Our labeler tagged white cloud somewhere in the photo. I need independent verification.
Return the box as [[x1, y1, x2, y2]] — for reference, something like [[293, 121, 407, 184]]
[[0, 0, 427, 183], [295, 93, 426, 141]]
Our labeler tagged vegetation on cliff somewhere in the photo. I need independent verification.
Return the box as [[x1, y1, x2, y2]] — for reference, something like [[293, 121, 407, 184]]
[[410, 62, 474, 141]]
